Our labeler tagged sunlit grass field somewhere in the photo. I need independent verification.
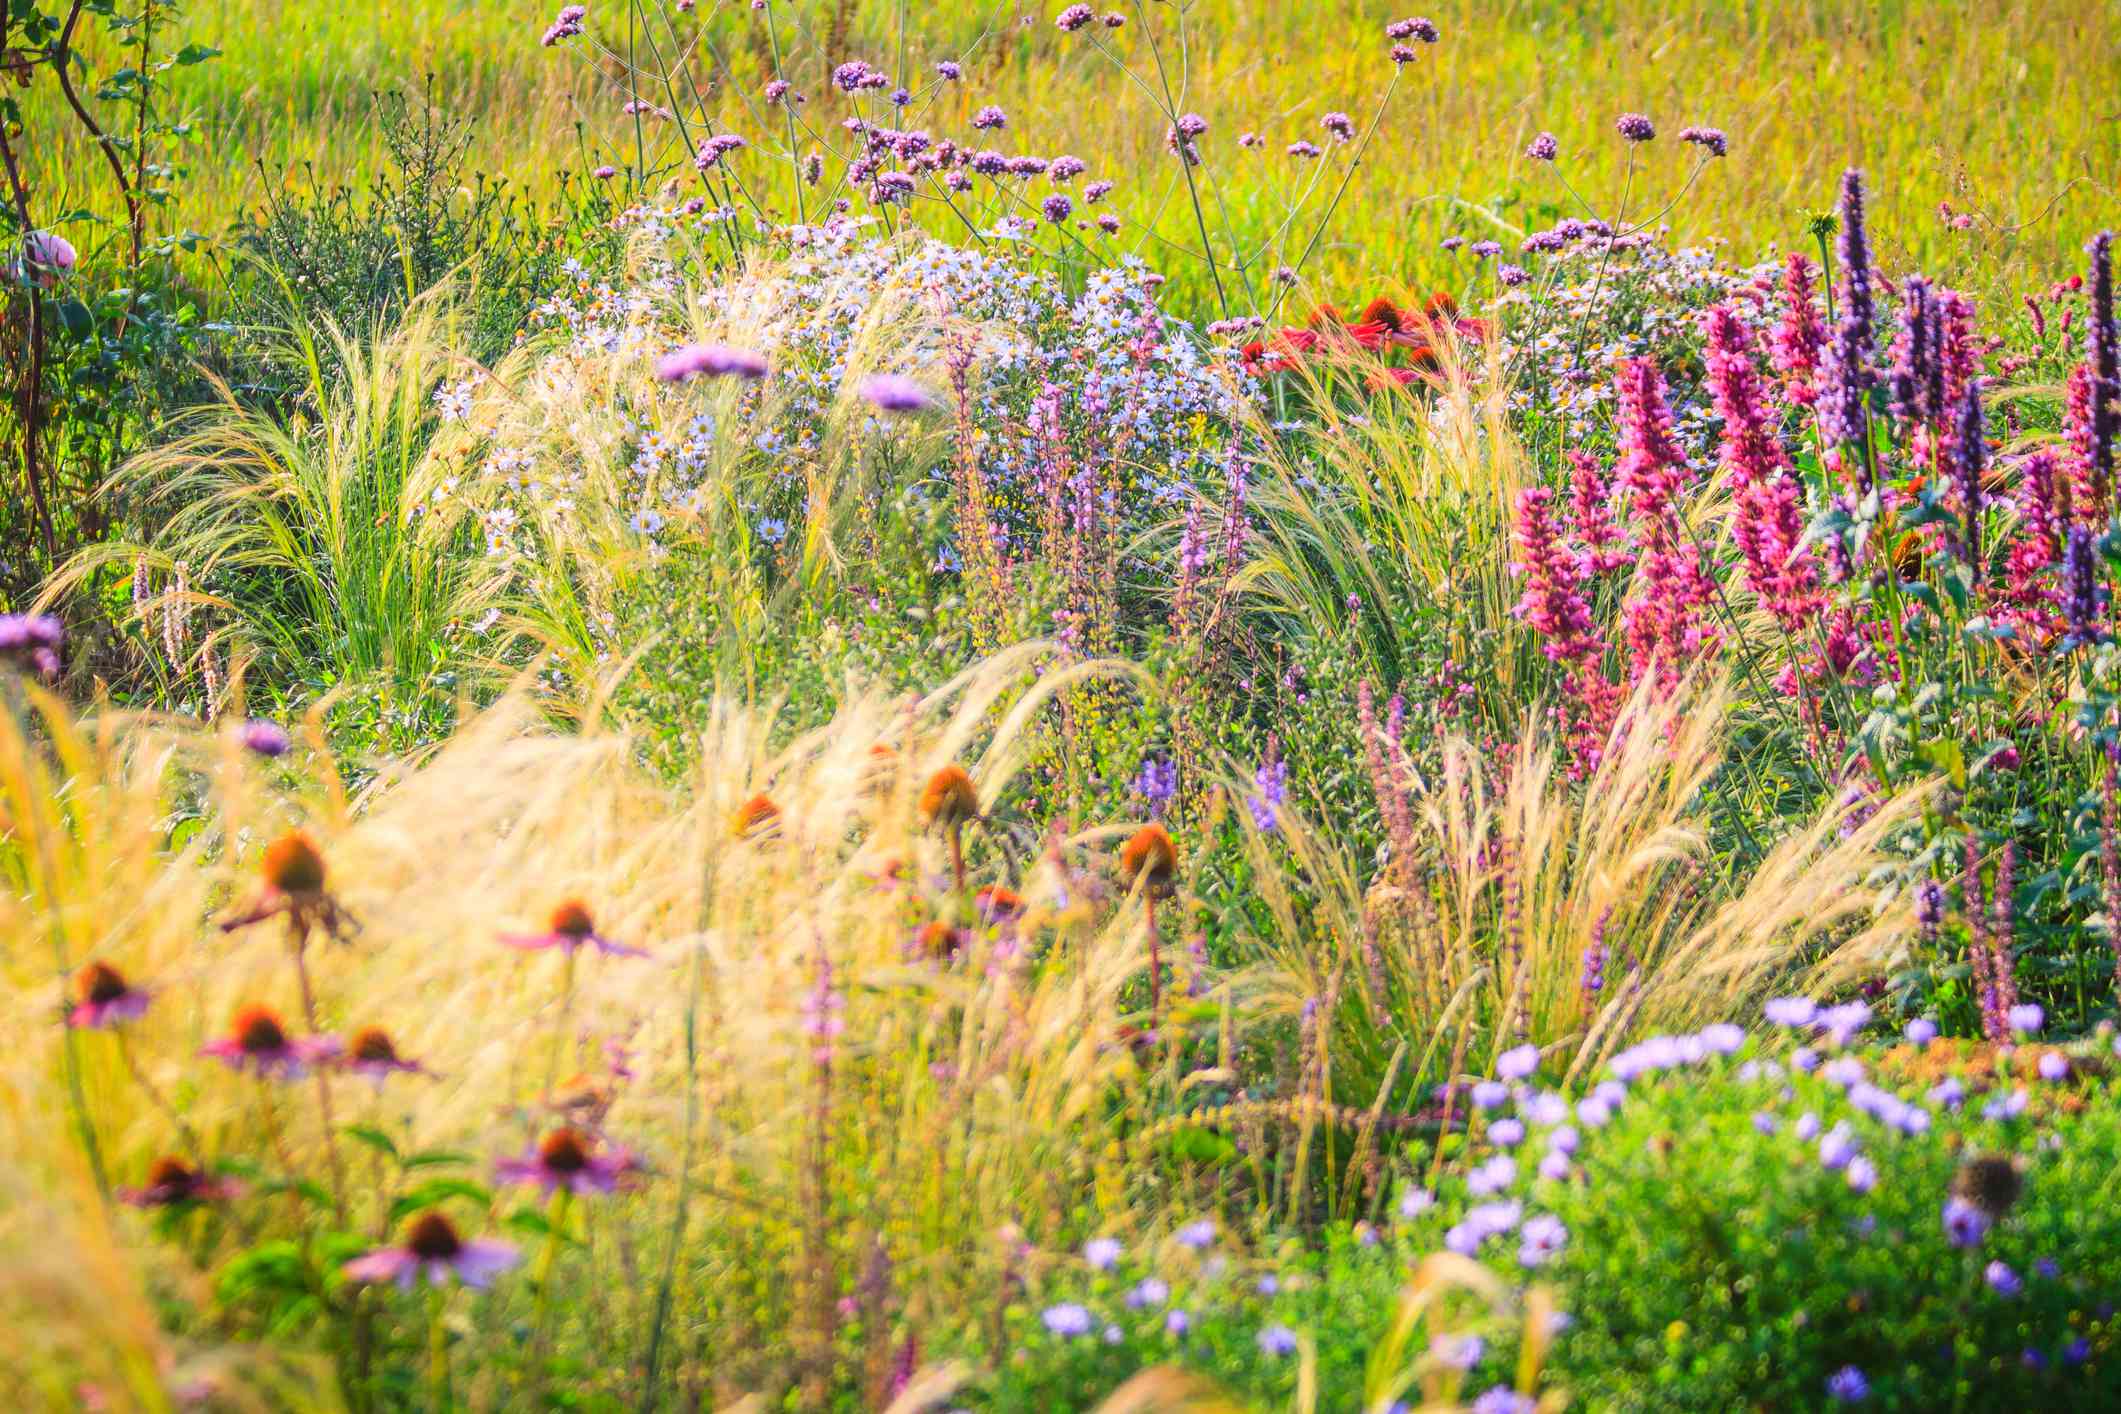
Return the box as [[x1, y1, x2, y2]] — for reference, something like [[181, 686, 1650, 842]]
[[30, 0, 2121, 314]]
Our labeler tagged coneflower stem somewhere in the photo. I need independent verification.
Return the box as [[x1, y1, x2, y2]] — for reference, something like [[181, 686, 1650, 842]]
[[528, 1187, 572, 1384], [427, 1282, 451, 1410], [1146, 899, 1162, 1033], [542, 950, 579, 1120], [948, 822, 966, 895], [288, 924, 349, 1224], [117, 1030, 201, 1159]]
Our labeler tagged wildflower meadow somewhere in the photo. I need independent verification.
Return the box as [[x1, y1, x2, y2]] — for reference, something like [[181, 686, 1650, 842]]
[[6, 1, 2121, 1410]]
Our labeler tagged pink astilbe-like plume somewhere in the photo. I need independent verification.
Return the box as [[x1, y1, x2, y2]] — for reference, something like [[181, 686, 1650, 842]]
[[1612, 358, 1718, 691]]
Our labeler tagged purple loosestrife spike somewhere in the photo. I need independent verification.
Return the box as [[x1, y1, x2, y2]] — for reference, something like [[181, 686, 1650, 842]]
[[1955, 383, 1987, 581], [1964, 839, 2003, 1043], [1889, 276, 1934, 426], [1991, 842, 2021, 1022], [2105, 754, 2121, 1000], [2063, 524, 2104, 650], [1511, 487, 1600, 664], [1823, 170, 1878, 469], [2087, 233, 2118, 517], [1771, 254, 1827, 406]]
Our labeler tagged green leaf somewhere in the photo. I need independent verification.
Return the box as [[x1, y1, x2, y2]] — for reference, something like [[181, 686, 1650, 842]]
[[173, 43, 219, 64], [402, 1149, 476, 1170], [345, 1124, 399, 1159], [388, 1177, 492, 1224]]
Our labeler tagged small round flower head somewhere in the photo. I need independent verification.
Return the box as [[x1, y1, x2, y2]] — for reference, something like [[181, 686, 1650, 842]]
[[0, 612, 64, 678], [2008, 1003, 2044, 1035], [1905, 1017, 1939, 1044], [1398, 1187, 1435, 1218], [21, 230, 77, 277], [1127, 1276, 1169, 1307], [1094, 213, 1120, 234], [1101, 10, 1125, 25], [497, 1127, 639, 1198], [1049, 155, 1087, 182], [1526, 132, 1558, 162], [1286, 140, 1322, 160], [1165, 1308, 1191, 1336], [1041, 193, 1073, 224], [1472, 1389, 1535, 1414], [344, 1026, 430, 1082], [2038, 1050, 2070, 1081], [763, 78, 791, 104], [1826, 1365, 1869, 1403], [1953, 1154, 2024, 1217], [1518, 1213, 1567, 1267], [934, 59, 961, 80], [1986, 1260, 2023, 1297], [1942, 1196, 1993, 1249], [1496, 1043, 1540, 1080], [860, 373, 934, 414], [1470, 1079, 1509, 1110], [119, 1156, 244, 1208], [343, 1210, 520, 1290], [263, 831, 327, 896], [1764, 996, 1817, 1027], [919, 764, 981, 828], [1845, 1155, 1879, 1194], [1083, 1236, 1122, 1269], [201, 1003, 339, 1079], [1056, 3, 1094, 30], [1120, 823, 1179, 897], [1615, 113, 1656, 142], [1257, 1324, 1298, 1357], [1175, 1218, 1216, 1249], [656, 342, 769, 382], [974, 886, 1025, 925], [971, 105, 1007, 131], [501, 899, 646, 958], [1386, 17, 1439, 42], [1469, 239, 1501, 259], [1041, 1302, 1093, 1337], [241, 719, 292, 758], [1431, 1332, 1483, 1370], [592, 164, 617, 180], [70, 961, 152, 1029], [1678, 125, 1729, 157], [1321, 112, 1355, 142]]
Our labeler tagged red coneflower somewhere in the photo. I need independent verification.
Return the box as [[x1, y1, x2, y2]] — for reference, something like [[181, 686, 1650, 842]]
[[220, 829, 356, 941], [1119, 824, 1180, 899], [343, 1026, 432, 1083], [68, 961, 152, 1029], [916, 920, 966, 960], [496, 1127, 640, 1198], [200, 1003, 339, 1079], [500, 900, 647, 959], [342, 1210, 520, 1290], [974, 885, 1025, 926], [921, 764, 982, 891], [118, 1155, 244, 1208]]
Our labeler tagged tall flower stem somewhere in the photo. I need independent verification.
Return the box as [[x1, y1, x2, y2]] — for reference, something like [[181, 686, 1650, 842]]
[[287, 921, 349, 1225], [117, 1030, 200, 1158], [427, 1283, 451, 1410]]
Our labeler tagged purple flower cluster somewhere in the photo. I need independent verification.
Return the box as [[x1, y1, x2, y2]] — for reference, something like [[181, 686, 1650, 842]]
[[540, 3, 585, 46], [0, 613, 64, 680]]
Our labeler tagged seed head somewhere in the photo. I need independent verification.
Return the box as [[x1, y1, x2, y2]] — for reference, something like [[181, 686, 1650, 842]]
[[77, 961, 131, 1006], [1952, 1153, 2025, 1217], [919, 764, 980, 829], [406, 1210, 465, 1260], [1120, 823, 1179, 896], [262, 830, 327, 895], [549, 899, 597, 938], [233, 1004, 290, 1055]]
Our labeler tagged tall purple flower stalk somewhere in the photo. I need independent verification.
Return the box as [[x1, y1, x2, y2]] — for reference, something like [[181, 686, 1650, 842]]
[[1954, 383, 1986, 581], [2084, 233, 2117, 522], [2063, 525, 2105, 650], [1889, 276, 1935, 428], [1705, 306, 1819, 627], [2004, 450, 2062, 629], [1964, 840, 2003, 1043], [1567, 451, 1629, 575], [1990, 843, 2021, 1026], [1580, 905, 1612, 1005], [1511, 487, 1600, 664], [1822, 170, 1878, 472], [2104, 753, 2121, 1001], [1771, 254, 1827, 407], [1614, 358, 1717, 689]]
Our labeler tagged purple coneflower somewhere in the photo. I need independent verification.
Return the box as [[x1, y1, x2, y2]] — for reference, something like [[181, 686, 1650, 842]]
[[501, 900, 646, 958], [344, 1026, 431, 1083], [860, 373, 934, 413], [343, 1211, 520, 1290], [497, 1127, 639, 1197], [119, 1156, 243, 1208], [70, 961, 153, 1029], [201, 1004, 339, 1079]]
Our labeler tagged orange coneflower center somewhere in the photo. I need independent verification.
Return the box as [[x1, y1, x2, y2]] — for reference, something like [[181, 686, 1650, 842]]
[[406, 1210, 464, 1260], [917, 921, 956, 958], [262, 831, 327, 895], [919, 764, 980, 827], [233, 1004, 288, 1054], [549, 899, 596, 939], [734, 793, 781, 836], [538, 1128, 591, 1173], [78, 961, 130, 1005], [146, 1156, 199, 1191], [350, 1027, 398, 1063], [976, 886, 1024, 920], [1120, 824, 1179, 890], [1361, 297, 1407, 333]]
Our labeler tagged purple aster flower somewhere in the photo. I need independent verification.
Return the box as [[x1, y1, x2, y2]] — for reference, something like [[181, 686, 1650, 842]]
[[1764, 996, 1818, 1027], [1497, 1043, 1540, 1080], [1791, 1046, 1820, 1072], [496, 1128, 640, 1197], [1526, 132, 1558, 161], [500, 900, 646, 958], [1127, 1277, 1169, 1308], [1256, 1274, 1279, 1296], [1794, 1112, 1821, 1141], [1258, 1324, 1299, 1357], [1986, 1260, 2023, 1297], [2064, 1337, 2091, 1365], [1468, 1155, 1517, 1195], [2038, 1051, 2070, 1081], [1576, 1095, 1613, 1128], [1818, 1124, 1858, 1171], [1751, 1111, 1778, 1136], [1820, 1001, 1871, 1044], [1846, 1155, 1878, 1193], [344, 1212, 519, 1290], [1905, 1017, 1939, 1044], [1826, 1365, 1869, 1403], [1929, 1077, 1966, 1109], [1083, 1237, 1122, 1270], [656, 342, 769, 383], [69, 962, 153, 1029], [1398, 1187, 1435, 1218], [1489, 1118, 1526, 1147], [1699, 1023, 1745, 1054], [1537, 1151, 1572, 1181], [1823, 1056, 1866, 1088], [860, 374, 935, 413], [1431, 1332, 1483, 1370], [2008, 1003, 2044, 1034], [1471, 1079, 1510, 1109], [1523, 1090, 1569, 1126], [1943, 1197, 1992, 1249], [1175, 1218, 1216, 1249], [201, 1004, 339, 1079], [1615, 113, 1656, 142], [1518, 1213, 1567, 1267], [1473, 1390, 1535, 1414], [1165, 1308, 1191, 1336], [1042, 1302, 1093, 1337]]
